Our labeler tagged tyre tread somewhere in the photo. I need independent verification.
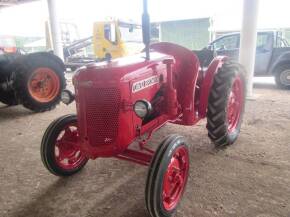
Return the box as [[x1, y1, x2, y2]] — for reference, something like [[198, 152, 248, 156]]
[[206, 60, 246, 148], [41, 114, 88, 176]]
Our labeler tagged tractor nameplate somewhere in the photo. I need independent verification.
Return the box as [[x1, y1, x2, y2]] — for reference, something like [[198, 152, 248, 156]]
[[132, 76, 159, 93]]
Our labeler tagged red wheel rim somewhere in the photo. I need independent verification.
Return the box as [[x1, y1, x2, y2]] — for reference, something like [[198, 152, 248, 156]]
[[227, 76, 244, 133], [54, 123, 87, 170], [162, 146, 189, 211], [28, 67, 60, 103]]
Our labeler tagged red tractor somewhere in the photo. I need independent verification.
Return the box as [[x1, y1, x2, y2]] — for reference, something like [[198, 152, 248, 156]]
[[40, 1, 246, 216]]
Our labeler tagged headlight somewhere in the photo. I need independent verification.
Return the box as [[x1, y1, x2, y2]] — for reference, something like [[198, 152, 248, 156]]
[[61, 89, 75, 105], [134, 99, 152, 118]]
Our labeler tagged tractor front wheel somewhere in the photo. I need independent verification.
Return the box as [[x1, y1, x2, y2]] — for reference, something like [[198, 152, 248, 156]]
[[207, 60, 246, 148], [41, 114, 88, 176], [145, 135, 189, 217]]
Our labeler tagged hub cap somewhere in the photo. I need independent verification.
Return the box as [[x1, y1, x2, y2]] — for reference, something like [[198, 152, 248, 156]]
[[227, 76, 244, 133], [162, 146, 189, 211], [28, 67, 60, 103], [54, 123, 87, 170], [280, 70, 290, 86]]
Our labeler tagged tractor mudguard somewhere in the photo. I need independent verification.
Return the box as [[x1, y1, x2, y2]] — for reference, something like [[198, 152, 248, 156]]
[[150, 42, 200, 125], [198, 56, 227, 118]]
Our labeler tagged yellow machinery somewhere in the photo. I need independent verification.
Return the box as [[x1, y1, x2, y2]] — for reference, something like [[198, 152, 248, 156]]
[[46, 20, 143, 70], [93, 20, 143, 60]]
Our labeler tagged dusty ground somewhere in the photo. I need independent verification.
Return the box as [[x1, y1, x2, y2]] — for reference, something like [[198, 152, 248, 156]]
[[0, 81, 290, 217]]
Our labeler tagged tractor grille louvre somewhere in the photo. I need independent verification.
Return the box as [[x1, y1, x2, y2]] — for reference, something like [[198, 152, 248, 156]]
[[85, 88, 121, 146]]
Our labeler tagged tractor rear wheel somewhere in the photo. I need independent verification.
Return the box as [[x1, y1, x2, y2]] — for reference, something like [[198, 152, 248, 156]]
[[41, 114, 88, 176], [145, 135, 189, 217], [13, 52, 65, 112], [207, 60, 246, 148]]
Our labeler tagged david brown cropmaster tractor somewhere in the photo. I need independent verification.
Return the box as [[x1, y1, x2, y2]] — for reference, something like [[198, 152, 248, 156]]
[[40, 1, 246, 216]]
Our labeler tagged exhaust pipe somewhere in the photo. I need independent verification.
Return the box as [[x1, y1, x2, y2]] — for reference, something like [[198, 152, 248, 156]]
[[142, 0, 150, 60]]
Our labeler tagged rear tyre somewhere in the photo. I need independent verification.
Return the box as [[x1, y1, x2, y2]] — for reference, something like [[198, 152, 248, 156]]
[[0, 90, 17, 106], [0, 53, 20, 106], [274, 63, 290, 89], [145, 135, 189, 217], [41, 114, 88, 176], [13, 52, 66, 112], [207, 60, 246, 148]]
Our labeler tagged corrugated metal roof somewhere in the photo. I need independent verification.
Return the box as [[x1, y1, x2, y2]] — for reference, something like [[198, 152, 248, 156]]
[[0, 0, 38, 8]]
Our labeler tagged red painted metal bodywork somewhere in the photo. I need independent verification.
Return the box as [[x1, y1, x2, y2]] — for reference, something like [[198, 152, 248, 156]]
[[72, 42, 226, 164], [150, 43, 200, 125]]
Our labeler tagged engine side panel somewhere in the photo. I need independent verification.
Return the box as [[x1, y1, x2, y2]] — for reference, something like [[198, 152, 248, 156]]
[[150, 42, 200, 125], [73, 52, 173, 158]]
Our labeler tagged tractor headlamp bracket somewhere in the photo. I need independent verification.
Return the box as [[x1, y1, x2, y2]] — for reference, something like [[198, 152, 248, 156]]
[[61, 89, 75, 105]]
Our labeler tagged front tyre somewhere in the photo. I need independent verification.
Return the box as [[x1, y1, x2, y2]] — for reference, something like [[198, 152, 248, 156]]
[[41, 114, 88, 176], [207, 60, 246, 148], [145, 135, 189, 217]]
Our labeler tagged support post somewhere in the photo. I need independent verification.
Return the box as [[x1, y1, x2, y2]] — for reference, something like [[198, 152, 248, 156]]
[[239, 0, 260, 97], [47, 0, 64, 60]]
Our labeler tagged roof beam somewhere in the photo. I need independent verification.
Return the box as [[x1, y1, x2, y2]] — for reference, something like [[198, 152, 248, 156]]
[[0, 0, 38, 8]]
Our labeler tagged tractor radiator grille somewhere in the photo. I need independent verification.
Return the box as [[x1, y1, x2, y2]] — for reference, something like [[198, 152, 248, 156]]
[[85, 88, 121, 146]]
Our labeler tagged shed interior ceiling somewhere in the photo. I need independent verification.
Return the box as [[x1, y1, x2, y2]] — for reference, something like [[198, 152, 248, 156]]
[[0, 0, 38, 8]]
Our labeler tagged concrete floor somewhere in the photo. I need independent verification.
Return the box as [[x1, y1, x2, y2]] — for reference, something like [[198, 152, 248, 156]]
[[0, 81, 290, 217]]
